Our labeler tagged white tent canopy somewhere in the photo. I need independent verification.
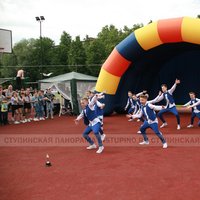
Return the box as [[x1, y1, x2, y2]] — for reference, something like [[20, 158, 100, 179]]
[[38, 72, 97, 114], [47, 83, 71, 100], [39, 71, 97, 83]]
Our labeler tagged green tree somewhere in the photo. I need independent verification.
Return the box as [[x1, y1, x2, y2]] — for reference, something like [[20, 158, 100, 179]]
[[0, 39, 35, 80], [68, 36, 86, 73], [59, 31, 71, 65], [1, 53, 17, 66], [0, 53, 18, 78], [50, 31, 72, 75], [33, 37, 55, 65], [13, 38, 36, 65], [122, 23, 143, 38], [84, 36, 106, 76], [97, 25, 123, 56], [10, 37, 55, 81], [33, 37, 55, 80]]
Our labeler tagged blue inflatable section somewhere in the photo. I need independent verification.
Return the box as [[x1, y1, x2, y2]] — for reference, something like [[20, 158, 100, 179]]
[[116, 33, 145, 62]]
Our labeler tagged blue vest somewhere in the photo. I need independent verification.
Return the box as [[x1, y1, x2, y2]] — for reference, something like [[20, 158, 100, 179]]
[[136, 100, 141, 110], [83, 111, 89, 125], [190, 99, 200, 111], [142, 104, 156, 121], [132, 99, 137, 107], [164, 92, 175, 106], [84, 105, 97, 122], [128, 97, 133, 107]]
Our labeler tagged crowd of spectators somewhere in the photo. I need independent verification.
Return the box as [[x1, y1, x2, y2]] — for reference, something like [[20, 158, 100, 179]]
[[0, 84, 55, 126]]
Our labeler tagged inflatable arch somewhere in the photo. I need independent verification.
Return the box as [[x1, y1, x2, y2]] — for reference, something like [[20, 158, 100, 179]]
[[96, 16, 200, 94]]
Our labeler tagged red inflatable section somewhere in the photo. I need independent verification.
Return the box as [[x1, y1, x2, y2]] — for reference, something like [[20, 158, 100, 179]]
[[157, 17, 183, 43], [102, 48, 131, 77]]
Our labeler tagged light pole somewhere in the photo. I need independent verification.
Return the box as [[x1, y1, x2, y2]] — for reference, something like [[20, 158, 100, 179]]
[[35, 16, 45, 39], [35, 16, 45, 79]]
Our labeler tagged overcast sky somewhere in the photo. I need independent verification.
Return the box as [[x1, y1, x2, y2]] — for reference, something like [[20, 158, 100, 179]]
[[0, 0, 199, 45]]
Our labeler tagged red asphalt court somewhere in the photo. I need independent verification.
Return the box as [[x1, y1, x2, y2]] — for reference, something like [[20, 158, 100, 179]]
[[0, 113, 200, 200]]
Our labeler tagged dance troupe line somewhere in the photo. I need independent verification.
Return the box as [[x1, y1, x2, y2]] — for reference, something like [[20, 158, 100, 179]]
[[75, 79, 200, 154]]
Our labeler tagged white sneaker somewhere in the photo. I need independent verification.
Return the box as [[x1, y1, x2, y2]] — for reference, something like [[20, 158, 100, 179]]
[[101, 134, 106, 141], [24, 119, 28, 123], [187, 124, 193, 128], [39, 117, 45, 120], [128, 119, 134, 122], [86, 144, 97, 150], [160, 123, 168, 128], [33, 118, 39, 121], [137, 119, 141, 122], [137, 130, 141, 134], [177, 125, 181, 130], [163, 143, 168, 149], [14, 121, 20, 124], [96, 146, 104, 154], [27, 119, 31, 122], [20, 120, 26, 123], [139, 140, 149, 145]]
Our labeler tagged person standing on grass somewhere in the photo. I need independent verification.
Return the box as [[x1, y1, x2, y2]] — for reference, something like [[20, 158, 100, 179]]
[[127, 94, 168, 149], [75, 93, 105, 154], [154, 79, 181, 130]]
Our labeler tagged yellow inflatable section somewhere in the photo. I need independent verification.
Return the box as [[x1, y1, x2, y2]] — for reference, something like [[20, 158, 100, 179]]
[[95, 68, 121, 94], [134, 22, 163, 50], [182, 17, 200, 44]]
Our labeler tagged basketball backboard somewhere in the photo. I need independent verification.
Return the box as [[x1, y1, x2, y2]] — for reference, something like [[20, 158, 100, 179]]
[[0, 28, 12, 53]]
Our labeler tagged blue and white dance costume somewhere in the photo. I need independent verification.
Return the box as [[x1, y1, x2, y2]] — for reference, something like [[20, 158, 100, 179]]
[[88, 94, 105, 135], [76, 96, 103, 147], [133, 94, 163, 122], [95, 98, 105, 135], [184, 99, 200, 126], [125, 92, 144, 114], [125, 96, 134, 114], [131, 103, 166, 144], [155, 83, 180, 125]]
